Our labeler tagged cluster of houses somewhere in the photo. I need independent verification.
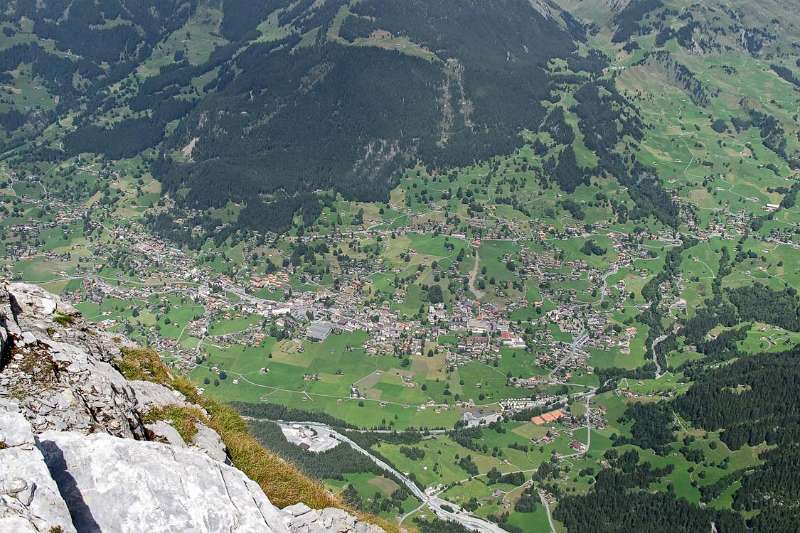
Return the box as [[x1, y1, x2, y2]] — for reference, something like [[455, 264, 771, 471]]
[[250, 272, 289, 289]]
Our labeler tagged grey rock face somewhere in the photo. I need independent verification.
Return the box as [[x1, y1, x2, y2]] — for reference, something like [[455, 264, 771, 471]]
[[130, 380, 190, 411], [0, 283, 145, 439], [6, 282, 72, 318], [145, 420, 186, 447], [1, 334, 146, 439], [282, 505, 386, 533], [0, 399, 76, 533], [283, 503, 313, 517], [37, 430, 289, 533], [192, 422, 230, 464], [3, 283, 132, 365]]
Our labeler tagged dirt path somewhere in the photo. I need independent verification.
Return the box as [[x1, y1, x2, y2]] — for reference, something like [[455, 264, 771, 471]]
[[539, 490, 557, 533]]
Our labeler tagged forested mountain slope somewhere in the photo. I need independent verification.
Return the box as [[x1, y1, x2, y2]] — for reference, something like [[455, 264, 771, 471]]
[[2, 0, 799, 237], [0, 0, 589, 233], [155, 0, 578, 230], [0, 1, 197, 146]]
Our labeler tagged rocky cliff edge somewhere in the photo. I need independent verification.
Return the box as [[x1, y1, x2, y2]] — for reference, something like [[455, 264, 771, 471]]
[[0, 282, 384, 533]]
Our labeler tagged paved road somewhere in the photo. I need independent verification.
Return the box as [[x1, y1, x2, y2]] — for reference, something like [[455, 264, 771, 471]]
[[651, 333, 669, 378], [549, 331, 589, 377], [270, 420, 508, 532]]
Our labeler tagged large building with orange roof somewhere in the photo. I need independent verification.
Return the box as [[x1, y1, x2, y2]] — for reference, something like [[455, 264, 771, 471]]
[[531, 409, 565, 426]]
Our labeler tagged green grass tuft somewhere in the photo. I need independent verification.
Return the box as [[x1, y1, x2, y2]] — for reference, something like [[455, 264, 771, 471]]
[[53, 312, 74, 326]]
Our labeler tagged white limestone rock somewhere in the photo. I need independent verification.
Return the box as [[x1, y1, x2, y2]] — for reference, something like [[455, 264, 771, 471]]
[[4, 339, 146, 439], [283, 502, 313, 517], [282, 506, 386, 533], [130, 380, 190, 411], [0, 400, 76, 533], [36, 430, 289, 533], [48, 340, 146, 438], [191, 422, 230, 464], [145, 420, 186, 447], [0, 399, 33, 449], [6, 282, 74, 318], [1, 284, 145, 439], [4, 282, 133, 364]]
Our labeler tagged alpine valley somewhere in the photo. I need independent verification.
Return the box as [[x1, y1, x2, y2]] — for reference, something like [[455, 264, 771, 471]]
[[1, 1, 800, 532]]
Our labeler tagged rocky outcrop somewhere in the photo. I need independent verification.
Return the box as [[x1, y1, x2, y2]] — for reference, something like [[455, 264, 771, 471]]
[[0, 283, 145, 439], [192, 422, 230, 464], [129, 379, 190, 411], [0, 282, 385, 533], [0, 399, 76, 533], [283, 503, 384, 533], [36, 430, 289, 533]]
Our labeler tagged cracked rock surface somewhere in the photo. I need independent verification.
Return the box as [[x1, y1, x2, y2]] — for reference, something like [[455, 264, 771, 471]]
[[0, 283, 145, 439], [283, 503, 386, 533], [36, 430, 289, 533], [0, 399, 76, 533]]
